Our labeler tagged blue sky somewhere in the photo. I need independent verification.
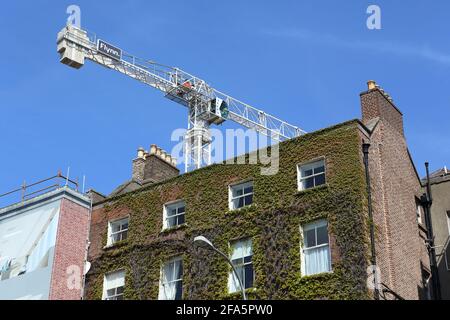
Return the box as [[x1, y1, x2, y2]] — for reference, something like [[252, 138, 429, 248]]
[[1, 0, 449, 198]]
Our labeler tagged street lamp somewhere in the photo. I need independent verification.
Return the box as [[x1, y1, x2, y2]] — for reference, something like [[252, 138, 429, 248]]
[[193, 236, 247, 300]]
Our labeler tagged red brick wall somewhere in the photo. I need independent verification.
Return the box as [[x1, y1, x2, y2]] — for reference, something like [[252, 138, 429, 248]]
[[360, 88, 429, 300], [88, 205, 131, 260], [49, 198, 90, 300]]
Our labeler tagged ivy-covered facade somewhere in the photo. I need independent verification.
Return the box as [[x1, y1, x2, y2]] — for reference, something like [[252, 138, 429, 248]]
[[84, 82, 430, 300], [85, 119, 372, 300]]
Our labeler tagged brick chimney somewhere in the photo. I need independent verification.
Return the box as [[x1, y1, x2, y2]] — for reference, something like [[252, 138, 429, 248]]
[[132, 145, 179, 184], [360, 80, 404, 137]]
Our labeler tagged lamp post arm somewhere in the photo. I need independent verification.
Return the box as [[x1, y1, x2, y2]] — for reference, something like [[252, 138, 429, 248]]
[[211, 247, 247, 301]]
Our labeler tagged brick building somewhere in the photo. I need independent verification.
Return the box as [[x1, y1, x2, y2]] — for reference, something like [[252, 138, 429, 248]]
[[0, 175, 91, 300], [84, 81, 430, 300]]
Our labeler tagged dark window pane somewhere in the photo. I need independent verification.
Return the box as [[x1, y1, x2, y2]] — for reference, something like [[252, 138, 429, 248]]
[[116, 286, 124, 294], [244, 195, 253, 206], [177, 214, 185, 225], [244, 265, 254, 289], [303, 168, 313, 177], [177, 262, 183, 279], [122, 223, 129, 230], [175, 281, 183, 300], [178, 206, 185, 214], [121, 231, 128, 241], [244, 186, 253, 194], [244, 255, 252, 264], [305, 229, 316, 248], [304, 177, 314, 189], [316, 226, 329, 245], [314, 166, 325, 174], [314, 173, 326, 186], [107, 289, 115, 296], [237, 197, 244, 208]]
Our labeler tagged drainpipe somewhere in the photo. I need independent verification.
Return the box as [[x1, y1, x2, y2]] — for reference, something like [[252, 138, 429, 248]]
[[422, 162, 441, 300], [362, 143, 379, 300]]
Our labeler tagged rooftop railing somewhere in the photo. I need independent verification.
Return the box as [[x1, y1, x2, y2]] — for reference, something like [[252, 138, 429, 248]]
[[0, 171, 79, 209]]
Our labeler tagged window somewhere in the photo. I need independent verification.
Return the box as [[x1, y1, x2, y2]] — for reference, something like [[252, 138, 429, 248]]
[[447, 211, 450, 236], [107, 218, 129, 246], [298, 160, 326, 191], [159, 257, 183, 300], [103, 270, 125, 300], [229, 181, 253, 211], [416, 199, 424, 225], [301, 220, 331, 276], [163, 201, 186, 230], [228, 239, 254, 293]]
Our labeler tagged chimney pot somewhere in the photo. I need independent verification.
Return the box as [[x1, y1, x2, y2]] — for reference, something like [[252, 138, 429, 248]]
[[367, 80, 377, 90], [133, 144, 180, 184], [164, 153, 171, 163], [137, 147, 145, 159]]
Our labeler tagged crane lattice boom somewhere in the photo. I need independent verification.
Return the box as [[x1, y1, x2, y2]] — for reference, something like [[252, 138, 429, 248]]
[[57, 24, 306, 171]]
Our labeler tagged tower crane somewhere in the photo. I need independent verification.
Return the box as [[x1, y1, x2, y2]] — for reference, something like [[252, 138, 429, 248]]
[[57, 24, 306, 172]]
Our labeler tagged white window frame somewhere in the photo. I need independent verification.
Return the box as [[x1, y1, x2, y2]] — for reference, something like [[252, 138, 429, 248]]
[[300, 219, 332, 276], [163, 200, 186, 230], [228, 238, 254, 294], [297, 159, 326, 191], [158, 256, 183, 300], [107, 217, 129, 246], [229, 181, 254, 211], [102, 270, 125, 300]]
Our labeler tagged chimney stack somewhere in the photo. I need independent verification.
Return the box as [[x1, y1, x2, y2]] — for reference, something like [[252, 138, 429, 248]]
[[360, 80, 404, 137], [132, 144, 179, 184]]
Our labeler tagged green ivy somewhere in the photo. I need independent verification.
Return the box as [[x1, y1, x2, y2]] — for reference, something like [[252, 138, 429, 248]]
[[85, 120, 371, 300]]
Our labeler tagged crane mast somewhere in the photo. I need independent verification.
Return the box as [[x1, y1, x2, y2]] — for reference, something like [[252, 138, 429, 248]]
[[57, 24, 306, 172]]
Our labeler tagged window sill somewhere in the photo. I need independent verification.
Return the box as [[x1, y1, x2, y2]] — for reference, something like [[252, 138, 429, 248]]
[[300, 270, 334, 279], [160, 224, 188, 234], [103, 240, 129, 251], [227, 204, 257, 215], [226, 287, 259, 299], [296, 184, 329, 196]]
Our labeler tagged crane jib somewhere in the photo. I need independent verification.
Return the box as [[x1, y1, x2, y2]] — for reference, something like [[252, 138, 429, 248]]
[[57, 24, 306, 172], [97, 39, 122, 61]]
